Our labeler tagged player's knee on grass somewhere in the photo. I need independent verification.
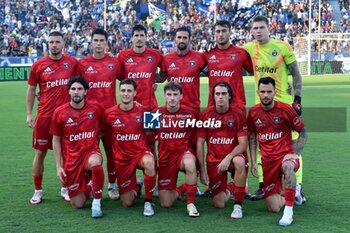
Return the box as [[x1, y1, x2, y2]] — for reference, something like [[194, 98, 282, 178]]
[[159, 191, 175, 208], [212, 192, 227, 208], [120, 190, 136, 207], [70, 193, 86, 209], [266, 194, 284, 212]]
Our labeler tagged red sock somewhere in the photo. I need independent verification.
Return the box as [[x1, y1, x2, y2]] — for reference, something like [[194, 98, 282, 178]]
[[284, 188, 296, 206], [234, 186, 245, 204], [227, 182, 235, 194], [91, 165, 104, 199], [186, 184, 197, 204], [106, 151, 116, 184], [176, 183, 187, 196], [33, 174, 43, 190], [144, 173, 156, 199]]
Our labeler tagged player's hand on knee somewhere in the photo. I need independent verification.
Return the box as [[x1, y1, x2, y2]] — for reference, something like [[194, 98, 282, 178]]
[[292, 95, 302, 116], [200, 171, 209, 186], [250, 163, 259, 178], [57, 167, 67, 183], [282, 153, 299, 163], [217, 156, 231, 172]]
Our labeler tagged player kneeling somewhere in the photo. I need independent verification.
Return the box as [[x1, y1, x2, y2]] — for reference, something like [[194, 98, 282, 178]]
[[102, 79, 157, 216], [247, 77, 307, 226], [156, 82, 200, 217], [51, 76, 105, 218], [197, 82, 249, 219]]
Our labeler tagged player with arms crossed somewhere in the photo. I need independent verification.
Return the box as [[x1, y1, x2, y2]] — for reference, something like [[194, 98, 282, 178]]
[[102, 79, 157, 216], [244, 16, 305, 203], [202, 20, 253, 111], [77, 28, 122, 201], [51, 76, 105, 218], [247, 77, 307, 226], [157, 81, 200, 217], [26, 31, 78, 204], [197, 82, 248, 219]]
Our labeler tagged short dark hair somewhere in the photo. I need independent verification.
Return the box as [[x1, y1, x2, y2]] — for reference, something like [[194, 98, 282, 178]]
[[258, 77, 276, 88], [252, 16, 269, 27], [213, 20, 231, 31], [120, 79, 137, 90], [132, 24, 147, 36], [67, 76, 89, 91], [213, 82, 233, 104], [91, 28, 108, 40], [49, 31, 64, 38], [175, 27, 191, 38], [164, 81, 182, 94]]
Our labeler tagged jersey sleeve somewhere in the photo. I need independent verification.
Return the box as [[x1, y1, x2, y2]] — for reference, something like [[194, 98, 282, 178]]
[[28, 61, 39, 86], [284, 104, 304, 132], [281, 42, 297, 65], [50, 109, 62, 136], [246, 108, 256, 135], [242, 49, 253, 74], [100, 109, 110, 133]]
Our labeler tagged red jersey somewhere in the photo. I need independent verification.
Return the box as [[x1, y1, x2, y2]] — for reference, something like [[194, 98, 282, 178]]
[[50, 100, 103, 169], [203, 45, 253, 110], [247, 101, 305, 161], [118, 48, 163, 111], [197, 107, 248, 163], [77, 55, 121, 109], [102, 104, 150, 164], [157, 105, 198, 166], [161, 50, 206, 111], [28, 55, 78, 116]]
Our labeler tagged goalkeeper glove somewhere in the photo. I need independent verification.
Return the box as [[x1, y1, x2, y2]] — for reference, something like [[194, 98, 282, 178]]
[[292, 95, 302, 116]]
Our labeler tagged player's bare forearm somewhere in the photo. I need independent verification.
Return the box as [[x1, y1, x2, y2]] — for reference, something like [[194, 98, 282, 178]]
[[26, 85, 36, 115], [228, 136, 248, 160], [196, 137, 206, 171], [249, 134, 258, 165], [288, 61, 302, 96], [294, 127, 308, 155], [53, 136, 63, 168]]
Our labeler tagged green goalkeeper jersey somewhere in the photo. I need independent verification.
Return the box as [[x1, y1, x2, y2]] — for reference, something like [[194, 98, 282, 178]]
[[244, 39, 296, 104]]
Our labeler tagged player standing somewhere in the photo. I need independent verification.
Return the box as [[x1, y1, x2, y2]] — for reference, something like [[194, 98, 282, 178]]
[[197, 82, 248, 219], [158, 27, 206, 112], [77, 28, 121, 200], [202, 20, 253, 111], [247, 77, 307, 226], [157, 81, 200, 217], [51, 76, 105, 218], [26, 31, 78, 204], [102, 79, 157, 216], [244, 16, 305, 203]]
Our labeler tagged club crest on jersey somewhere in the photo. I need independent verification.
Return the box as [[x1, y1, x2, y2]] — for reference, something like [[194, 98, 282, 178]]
[[147, 56, 153, 62], [231, 54, 236, 60], [272, 50, 278, 56], [87, 112, 94, 119], [189, 60, 195, 66], [273, 116, 280, 123], [108, 64, 113, 70], [63, 63, 69, 69], [136, 115, 142, 123], [228, 120, 234, 127]]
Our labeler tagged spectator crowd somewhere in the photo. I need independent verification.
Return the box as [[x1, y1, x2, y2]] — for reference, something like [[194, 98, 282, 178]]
[[0, 0, 349, 59]]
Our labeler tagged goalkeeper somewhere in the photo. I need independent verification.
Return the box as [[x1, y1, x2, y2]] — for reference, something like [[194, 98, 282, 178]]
[[244, 15, 305, 205]]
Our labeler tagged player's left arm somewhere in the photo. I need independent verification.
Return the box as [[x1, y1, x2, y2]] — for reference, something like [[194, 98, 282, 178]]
[[53, 135, 66, 183], [293, 127, 308, 156], [217, 135, 248, 172], [288, 61, 303, 116]]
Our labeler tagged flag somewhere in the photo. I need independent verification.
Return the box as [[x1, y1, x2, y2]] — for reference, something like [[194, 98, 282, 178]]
[[46, 0, 70, 20], [147, 14, 162, 32], [147, 3, 165, 32]]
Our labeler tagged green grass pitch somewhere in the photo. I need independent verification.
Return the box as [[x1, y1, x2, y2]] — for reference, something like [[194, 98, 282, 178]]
[[0, 75, 349, 232]]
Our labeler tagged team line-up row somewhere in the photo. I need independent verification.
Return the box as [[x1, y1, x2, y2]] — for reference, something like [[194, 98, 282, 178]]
[[26, 16, 306, 226]]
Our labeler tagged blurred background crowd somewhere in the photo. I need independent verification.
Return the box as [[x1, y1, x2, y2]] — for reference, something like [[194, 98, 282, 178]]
[[0, 0, 349, 58]]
